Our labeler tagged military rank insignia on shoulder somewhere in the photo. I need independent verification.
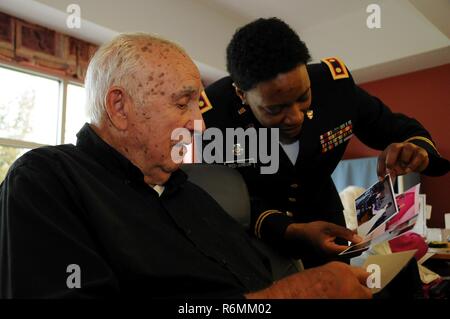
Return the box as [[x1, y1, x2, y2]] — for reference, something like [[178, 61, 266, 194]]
[[199, 91, 213, 114], [321, 57, 349, 80]]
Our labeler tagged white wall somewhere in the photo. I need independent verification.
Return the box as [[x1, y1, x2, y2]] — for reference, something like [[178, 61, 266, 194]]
[[299, 0, 449, 71]]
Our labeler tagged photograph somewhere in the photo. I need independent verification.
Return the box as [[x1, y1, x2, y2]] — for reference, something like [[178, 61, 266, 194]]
[[386, 184, 420, 232], [356, 175, 399, 237], [339, 238, 372, 256]]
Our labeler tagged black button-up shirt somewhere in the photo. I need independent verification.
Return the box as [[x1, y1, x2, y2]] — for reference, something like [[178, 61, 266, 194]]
[[0, 124, 272, 298]]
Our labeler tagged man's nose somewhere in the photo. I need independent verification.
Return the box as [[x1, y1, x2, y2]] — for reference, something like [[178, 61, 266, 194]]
[[283, 103, 304, 126], [186, 105, 205, 133]]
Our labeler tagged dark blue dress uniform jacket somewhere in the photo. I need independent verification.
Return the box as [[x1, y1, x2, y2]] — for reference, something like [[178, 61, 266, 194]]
[[200, 58, 449, 258]]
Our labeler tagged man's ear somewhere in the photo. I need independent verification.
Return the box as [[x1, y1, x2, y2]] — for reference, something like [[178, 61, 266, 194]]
[[105, 86, 129, 130], [232, 83, 246, 104]]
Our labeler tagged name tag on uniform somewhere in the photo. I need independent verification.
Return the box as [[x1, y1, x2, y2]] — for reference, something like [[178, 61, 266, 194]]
[[320, 120, 353, 153], [224, 158, 256, 169]]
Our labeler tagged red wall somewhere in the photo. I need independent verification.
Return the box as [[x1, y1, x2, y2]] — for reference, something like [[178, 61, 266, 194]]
[[344, 64, 450, 228]]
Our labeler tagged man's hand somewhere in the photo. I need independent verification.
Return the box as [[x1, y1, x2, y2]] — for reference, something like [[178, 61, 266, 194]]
[[246, 261, 372, 299], [377, 142, 429, 179], [285, 221, 362, 255]]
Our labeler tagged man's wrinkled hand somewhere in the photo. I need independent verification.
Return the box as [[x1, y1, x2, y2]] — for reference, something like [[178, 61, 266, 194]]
[[285, 221, 362, 255], [246, 261, 372, 299], [377, 142, 429, 180]]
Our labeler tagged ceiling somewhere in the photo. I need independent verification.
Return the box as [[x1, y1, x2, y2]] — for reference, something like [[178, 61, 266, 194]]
[[0, 0, 449, 84], [201, 0, 367, 31]]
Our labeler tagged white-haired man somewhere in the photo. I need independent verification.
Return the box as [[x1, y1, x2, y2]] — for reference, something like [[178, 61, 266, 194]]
[[0, 33, 371, 299]]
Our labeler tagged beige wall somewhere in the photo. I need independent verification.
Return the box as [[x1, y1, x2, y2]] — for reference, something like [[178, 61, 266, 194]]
[[36, 0, 246, 71]]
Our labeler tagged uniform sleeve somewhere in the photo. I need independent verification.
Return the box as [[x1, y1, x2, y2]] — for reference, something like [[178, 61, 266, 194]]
[[250, 196, 293, 243], [248, 188, 312, 259], [351, 82, 449, 176], [0, 162, 119, 298]]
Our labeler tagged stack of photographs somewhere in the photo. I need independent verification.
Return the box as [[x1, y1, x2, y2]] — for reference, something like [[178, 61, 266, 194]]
[[339, 175, 421, 256]]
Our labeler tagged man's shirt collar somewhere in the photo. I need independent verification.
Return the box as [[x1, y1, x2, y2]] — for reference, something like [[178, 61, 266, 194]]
[[75, 123, 187, 195]]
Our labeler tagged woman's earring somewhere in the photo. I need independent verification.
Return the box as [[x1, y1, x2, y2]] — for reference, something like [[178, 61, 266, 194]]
[[232, 82, 247, 106]]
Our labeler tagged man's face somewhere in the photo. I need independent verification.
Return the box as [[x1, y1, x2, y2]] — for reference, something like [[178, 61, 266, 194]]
[[244, 64, 311, 143], [125, 43, 203, 185]]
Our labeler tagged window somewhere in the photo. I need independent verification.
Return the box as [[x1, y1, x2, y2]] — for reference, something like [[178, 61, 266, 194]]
[[65, 84, 89, 145], [0, 146, 29, 182], [0, 67, 60, 145], [0, 64, 87, 182]]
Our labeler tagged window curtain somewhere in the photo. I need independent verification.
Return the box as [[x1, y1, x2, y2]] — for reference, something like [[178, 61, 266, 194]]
[[0, 11, 98, 82]]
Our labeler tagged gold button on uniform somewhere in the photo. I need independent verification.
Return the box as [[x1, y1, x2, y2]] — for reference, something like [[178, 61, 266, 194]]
[[288, 197, 296, 202]]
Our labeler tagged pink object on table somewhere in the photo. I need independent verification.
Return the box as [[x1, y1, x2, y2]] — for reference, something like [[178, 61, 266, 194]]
[[389, 231, 428, 260]]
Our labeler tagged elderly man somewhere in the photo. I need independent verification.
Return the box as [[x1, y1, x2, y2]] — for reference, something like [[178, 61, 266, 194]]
[[0, 33, 371, 299]]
